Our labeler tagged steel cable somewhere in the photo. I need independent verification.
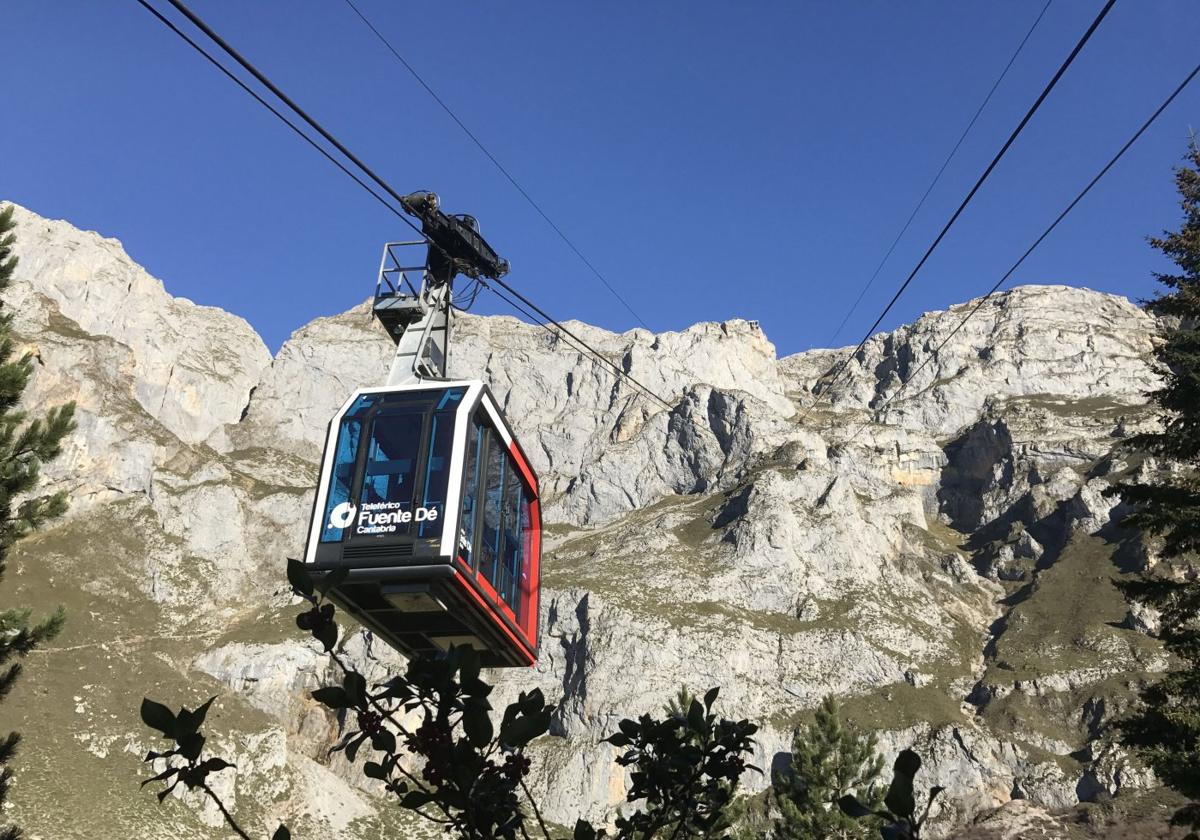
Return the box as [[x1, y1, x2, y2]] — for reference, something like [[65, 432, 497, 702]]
[[840, 58, 1200, 446], [825, 0, 1054, 348], [800, 0, 1117, 424], [134, 0, 676, 410], [342, 0, 653, 331]]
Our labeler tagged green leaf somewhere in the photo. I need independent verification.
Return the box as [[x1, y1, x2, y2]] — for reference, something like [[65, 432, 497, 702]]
[[363, 761, 388, 780], [918, 785, 946, 827], [884, 751, 920, 820], [287, 558, 314, 599], [499, 706, 551, 748], [311, 686, 349, 709], [838, 794, 881, 819], [343, 671, 367, 707], [179, 732, 205, 762], [458, 644, 482, 686], [519, 688, 545, 714], [176, 696, 216, 735], [140, 698, 177, 740], [346, 733, 366, 763], [371, 728, 396, 755], [703, 686, 720, 709], [574, 819, 598, 840], [461, 676, 492, 697], [463, 702, 494, 748], [400, 790, 434, 810], [314, 619, 338, 652], [316, 565, 349, 596], [271, 825, 291, 840], [141, 766, 180, 787], [893, 749, 921, 779]]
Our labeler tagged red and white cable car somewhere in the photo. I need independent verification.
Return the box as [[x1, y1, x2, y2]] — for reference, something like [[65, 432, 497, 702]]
[[302, 194, 541, 667]]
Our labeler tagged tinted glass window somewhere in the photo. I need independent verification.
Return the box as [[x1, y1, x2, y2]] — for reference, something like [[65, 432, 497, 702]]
[[518, 483, 533, 621], [458, 418, 483, 566], [362, 411, 421, 504], [319, 417, 362, 543], [501, 464, 522, 611], [418, 408, 456, 538], [316, 387, 467, 543], [479, 431, 505, 588]]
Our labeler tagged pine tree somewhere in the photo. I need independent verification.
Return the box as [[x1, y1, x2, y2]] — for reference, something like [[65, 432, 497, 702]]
[[0, 204, 76, 840], [773, 696, 884, 840], [1107, 142, 1200, 836]]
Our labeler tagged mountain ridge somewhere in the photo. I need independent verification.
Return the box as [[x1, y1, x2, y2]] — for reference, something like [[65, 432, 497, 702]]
[[0, 202, 1175, 838]]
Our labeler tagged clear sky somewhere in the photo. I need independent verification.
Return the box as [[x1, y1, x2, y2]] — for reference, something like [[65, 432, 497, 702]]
[[4, 1, 1199, 355]]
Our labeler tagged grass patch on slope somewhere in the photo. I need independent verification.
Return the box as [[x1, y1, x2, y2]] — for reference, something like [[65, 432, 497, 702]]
[[769, 681, 967, 734], [985, 533, 1161, 683], [0, 517, 281, 838]]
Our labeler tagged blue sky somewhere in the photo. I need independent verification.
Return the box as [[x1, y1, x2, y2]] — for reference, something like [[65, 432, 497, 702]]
[[4, 1, 1199, 355]]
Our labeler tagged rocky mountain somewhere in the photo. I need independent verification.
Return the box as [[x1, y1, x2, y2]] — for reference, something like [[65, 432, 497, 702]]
[[0, 202, 1179, 838]]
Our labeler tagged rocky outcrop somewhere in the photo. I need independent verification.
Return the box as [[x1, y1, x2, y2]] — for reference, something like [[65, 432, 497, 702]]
[[811, 285, 1159, 437], [3, 204, 1172, 838], [6, 204, 270, 447]]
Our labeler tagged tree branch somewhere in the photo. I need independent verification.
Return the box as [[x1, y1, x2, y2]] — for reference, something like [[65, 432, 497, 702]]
[[200, 782, 252, 840], [519, 776, 553, 840]]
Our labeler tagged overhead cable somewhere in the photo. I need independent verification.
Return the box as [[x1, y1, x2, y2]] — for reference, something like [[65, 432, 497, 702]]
[[132, 0, 414, 234], [134, 0, 675, 410], [841, 58, 1200, 446], [826, 0, 1053, 347], [341, 0, 653, 331], [807, 0, 1117, 416], [479, 279, 674, 410], [158, 0, 440, 244]]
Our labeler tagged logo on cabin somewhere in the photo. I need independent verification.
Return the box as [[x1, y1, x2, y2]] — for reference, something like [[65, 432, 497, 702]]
[[328, 502, 358, 529], [352, 502, 440, 535]]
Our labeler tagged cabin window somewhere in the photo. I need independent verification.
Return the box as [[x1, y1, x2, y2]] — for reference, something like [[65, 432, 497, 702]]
[[459, 416, 537, 620], [319, 387, 465, 543], [362, 410, 421, 509], [500, 464, 522, 612], [459, 418, 484, 566], [479, 430, 506, 587], [319, 416, 362, 543], [519, 483, 534, 616], [418, 398, 459, 538]]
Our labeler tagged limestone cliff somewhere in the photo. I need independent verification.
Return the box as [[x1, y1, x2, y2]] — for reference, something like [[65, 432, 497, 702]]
[[0, 203, 1173, 838]]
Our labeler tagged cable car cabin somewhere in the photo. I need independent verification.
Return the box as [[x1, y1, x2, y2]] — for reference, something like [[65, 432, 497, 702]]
[[303, 381, 541, 667]]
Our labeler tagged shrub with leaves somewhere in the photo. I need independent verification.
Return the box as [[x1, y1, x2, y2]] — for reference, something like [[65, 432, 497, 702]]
[[139, 696, 286, 840], [140, 560, 759, 840], [837, 750, 943, 840], [578, 686, 758, 840]]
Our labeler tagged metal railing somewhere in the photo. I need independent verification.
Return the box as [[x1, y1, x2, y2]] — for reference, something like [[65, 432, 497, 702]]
[[375, 240, 428, 301]]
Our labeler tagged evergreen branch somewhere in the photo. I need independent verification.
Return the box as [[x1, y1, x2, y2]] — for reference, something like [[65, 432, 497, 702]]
[[0, 732, 19, 765], [0, 607, 66, 666]]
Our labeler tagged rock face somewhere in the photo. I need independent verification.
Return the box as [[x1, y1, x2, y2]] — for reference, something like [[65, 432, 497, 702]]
[[1, 203, 1174, 838]]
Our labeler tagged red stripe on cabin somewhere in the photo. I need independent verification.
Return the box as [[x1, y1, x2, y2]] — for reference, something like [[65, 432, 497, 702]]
[[477, 572, 518, 625], [523, 498, 541, 641], [452, 569, 536, 667], [508, 440, 539, 494]]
